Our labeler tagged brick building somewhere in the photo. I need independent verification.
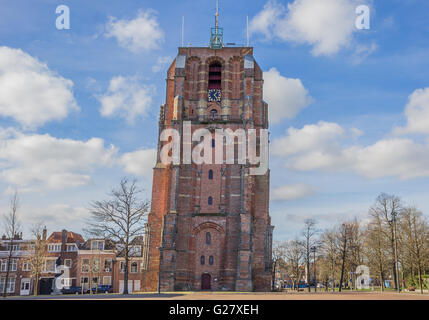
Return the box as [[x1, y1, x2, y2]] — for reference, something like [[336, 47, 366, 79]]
[[142, 14, 273, 292], [59, 233, 145, 294], [113, 236, 145, 293], [0, 234, 33, 295], [1, 229, 145, 296], [38, 229, 84, 294], [75, 238, 116, 293]]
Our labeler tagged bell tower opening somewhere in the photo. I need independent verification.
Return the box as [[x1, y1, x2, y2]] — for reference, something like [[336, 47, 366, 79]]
[[208, 62, 222, 103], [208, 63, 221, 89]]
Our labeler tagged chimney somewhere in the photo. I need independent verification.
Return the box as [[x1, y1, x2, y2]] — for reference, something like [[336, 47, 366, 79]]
[[42, 227, 47, 241], [61, 229, 67, 251]]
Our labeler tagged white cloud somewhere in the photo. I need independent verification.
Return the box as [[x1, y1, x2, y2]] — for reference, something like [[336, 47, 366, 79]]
[[105, 9, 164, 53], [0, 127, 19, 140], [393, 87, 429, 135], [352, 42, 377, 64], [350, 127, 364, 138], [98, 76, 154, 124], [119, 148, 157, 179], [249, 1, 284, 39], [9, 203, 89, 235], [346, 139, 429, 179], [272, 121, 344, 157], [263, 68, 313, 123], [0, 46, 79, 129], [250, 0, 367, 56], [272, 118, 429, 180], [0, 130, 117, 189], [271, 183, 316, 200], [152, 56, 172, 73]]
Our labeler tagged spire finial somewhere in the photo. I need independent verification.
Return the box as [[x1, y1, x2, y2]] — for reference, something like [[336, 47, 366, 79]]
[[215, 0, 219, 28], [210, 0, 223, 49]]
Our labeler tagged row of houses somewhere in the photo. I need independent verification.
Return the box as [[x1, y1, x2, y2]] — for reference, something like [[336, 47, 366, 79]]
[[0, 228, 146, 296]]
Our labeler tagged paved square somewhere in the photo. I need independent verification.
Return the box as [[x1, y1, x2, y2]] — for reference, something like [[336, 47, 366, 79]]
[[7, 291, 429, 300]]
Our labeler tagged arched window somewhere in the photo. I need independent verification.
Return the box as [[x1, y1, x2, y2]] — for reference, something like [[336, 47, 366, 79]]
[[200, 255, 205, 265], [208, 63, 221, 89], [209, 256, 214, 265], [210, 109, 218, 120], [211, 138, 215, 148], [208, 196, 213, 205], [131, 261, 138, 273], [208, 169, 213, 180], [206, 232, 211, 245]]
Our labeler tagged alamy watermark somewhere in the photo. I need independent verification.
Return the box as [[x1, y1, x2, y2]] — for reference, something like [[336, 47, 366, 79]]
[[356, 5, 370, 30], [55, 4, 370, 31], [159, 121, 269, 176], [56, 5, 70, 30]]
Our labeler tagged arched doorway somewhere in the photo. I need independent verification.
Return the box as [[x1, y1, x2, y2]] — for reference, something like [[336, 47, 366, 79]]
[[201, 273, 211, 290]]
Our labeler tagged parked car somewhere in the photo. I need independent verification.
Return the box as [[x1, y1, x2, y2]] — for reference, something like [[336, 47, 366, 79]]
[[61, 286, 84, 295], [91, 285, 113, 294]]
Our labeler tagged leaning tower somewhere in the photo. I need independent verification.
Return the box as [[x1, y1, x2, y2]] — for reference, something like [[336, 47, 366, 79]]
[[141, 9, 273, 292]]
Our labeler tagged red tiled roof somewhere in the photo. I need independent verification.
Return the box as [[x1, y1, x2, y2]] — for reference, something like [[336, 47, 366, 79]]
[[47, 231, 84, 244]]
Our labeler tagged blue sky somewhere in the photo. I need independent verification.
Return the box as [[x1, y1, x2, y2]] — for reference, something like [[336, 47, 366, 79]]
[[0, 0, 429, 240]]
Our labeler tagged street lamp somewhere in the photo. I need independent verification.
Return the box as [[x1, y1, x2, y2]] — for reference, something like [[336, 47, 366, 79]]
[[311, 246, 317, 292], [390, 212, 401, 293]]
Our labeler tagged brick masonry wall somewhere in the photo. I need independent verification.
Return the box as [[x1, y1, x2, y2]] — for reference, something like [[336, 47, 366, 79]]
[[142, 46, 273, 292]]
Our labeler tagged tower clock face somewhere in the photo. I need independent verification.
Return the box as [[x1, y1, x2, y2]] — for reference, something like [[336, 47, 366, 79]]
[[208, 89, 221, 102]]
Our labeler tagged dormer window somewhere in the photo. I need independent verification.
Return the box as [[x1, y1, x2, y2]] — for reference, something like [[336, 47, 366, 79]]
[[7, 244, 19, 251], [91, 240, 104, 251], [47, 244, 61, 252], [66, 244, 77, 252], [129, 245, 142, 257]]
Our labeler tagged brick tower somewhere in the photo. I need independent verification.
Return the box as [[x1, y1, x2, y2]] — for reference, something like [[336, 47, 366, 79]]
[[141, 10, 273, 292]]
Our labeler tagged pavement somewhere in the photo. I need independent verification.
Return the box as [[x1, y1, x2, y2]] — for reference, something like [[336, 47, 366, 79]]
[[4, 291, 429, 300]]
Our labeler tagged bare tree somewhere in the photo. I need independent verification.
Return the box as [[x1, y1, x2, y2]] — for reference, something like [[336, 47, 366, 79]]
[[370, 193, 403, 291], [336, 222, 354, 292], [85, 178, 149, 294], [364, 214, 389, 291], [399, 207, 428, 294], [301, 219, 318, 292], [271, 241, 286, 291], [347, 219, 364, 290], [2, 191, 21, 297], [284, 239, 304, 291], [320, 229, 338, 292], [28, 223, 47, 295]]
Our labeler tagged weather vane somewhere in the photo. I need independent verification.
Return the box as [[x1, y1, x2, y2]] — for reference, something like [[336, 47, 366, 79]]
[[210, 0, 223, 49]]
